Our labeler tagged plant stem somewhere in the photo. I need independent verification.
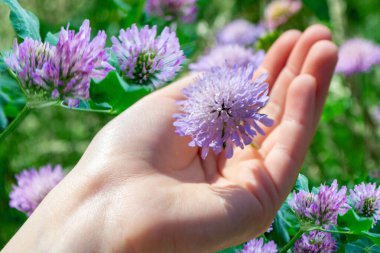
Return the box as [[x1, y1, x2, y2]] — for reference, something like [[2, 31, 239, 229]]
[[317, 228, 353, 236], [0, 105, 31, 142], [279, 229, 305, 253]]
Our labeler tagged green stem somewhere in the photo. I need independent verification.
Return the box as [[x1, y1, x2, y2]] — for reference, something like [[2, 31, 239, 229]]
[[317, 228, 354, 236], [327, 0, 346, 44], [55, 103, 112, 114], [7, 68, 28, 98], [0, 105, 31, 142], [279, 225, 360, 253], [279, 229, 305, 253]]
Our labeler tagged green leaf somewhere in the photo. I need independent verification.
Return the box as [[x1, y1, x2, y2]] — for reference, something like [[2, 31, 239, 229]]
[[2, 0, 41, 40], [362, 232, 380, 246], [267, 198, 299, 248], [294, 173, 309, 192], [302, 0, 330, 21], [271, 204, 291, 246], [0, 60, 26, 130], [45, 32, 59, 46], [123, 0, 145, 26], [59, 99, 112, 114], [89, 71, 151, 114], [113, 0, 131, 13], [346, 238, 380, 253], [255, 31, 281, 52], [338, 209, 373, 233], [0, 57, 6, 72]]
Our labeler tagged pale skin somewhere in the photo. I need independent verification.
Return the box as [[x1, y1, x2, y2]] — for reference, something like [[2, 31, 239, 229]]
[[2, 25, 338, 253]]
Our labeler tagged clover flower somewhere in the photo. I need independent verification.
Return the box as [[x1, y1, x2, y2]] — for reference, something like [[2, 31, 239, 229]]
[[5, 38, 54, 96], [264, 0, 302, 29], [145, 0, 197, 23], [43, 19, 113, 103], [189, 45, 265, 72], [5, 20, 112, 105], [289, 190, 316, 221], [216, 19, 265, 47], [174, 64, 273, 159], [290, 180, 348, 226], [112, 24, 185, 88], [294, 231, 336, 253], [350, 183, 380, 225], [240, 238, 277, 253], [335, 38, 380, 75], [312, 180, 348, 225], [9, 164, 65, 216]]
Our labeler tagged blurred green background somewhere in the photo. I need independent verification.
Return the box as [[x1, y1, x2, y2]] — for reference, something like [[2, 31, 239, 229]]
[[0, 0, 380, 248]]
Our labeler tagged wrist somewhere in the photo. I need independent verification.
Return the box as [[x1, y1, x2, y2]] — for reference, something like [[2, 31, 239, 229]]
[[2, 170, 107, 253]]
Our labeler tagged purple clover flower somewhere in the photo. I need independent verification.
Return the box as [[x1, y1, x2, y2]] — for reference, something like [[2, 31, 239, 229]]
[[9, 164, 65, 216], [5, 38, 54, 96], [289, 190, 315, 221], [350, 183, 380, 225], [112, 24, 185, 88], [145, 0, 197, 23], [216, 19, 266, 47], [264, 0, 302, 29], [335, 38, 380, 75], [5, 20, 112, 106], [240, 238, 277, 253], [312, 180, 349, 225], [289, 180, 348, 226], [173, 64, 273, 159], [189, 44, 265, 72], [294, 231, 336, 253], [43, 19, 113, 103]]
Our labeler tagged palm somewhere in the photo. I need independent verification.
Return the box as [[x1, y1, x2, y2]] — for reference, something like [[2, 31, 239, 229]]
[[74, 25, 337, 252]]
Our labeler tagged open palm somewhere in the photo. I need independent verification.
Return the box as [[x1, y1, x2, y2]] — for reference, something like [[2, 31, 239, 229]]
[[3, 25, 338, 253]]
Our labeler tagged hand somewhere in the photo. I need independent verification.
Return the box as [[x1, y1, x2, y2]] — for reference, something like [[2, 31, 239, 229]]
[[3, 25, 338, 253]]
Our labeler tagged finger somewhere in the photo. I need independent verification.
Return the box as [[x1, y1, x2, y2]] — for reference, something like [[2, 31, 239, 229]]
[[259, 40, 336, 158], [300, 40, 338, 128], [254, 29, 301, 87], [263, 74, 317, 202], [253, 25, 332, 147]]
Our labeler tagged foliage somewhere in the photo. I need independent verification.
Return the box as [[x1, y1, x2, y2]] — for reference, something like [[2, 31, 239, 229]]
[[220, 175, 380, 252], [0, 0, 380, 250]]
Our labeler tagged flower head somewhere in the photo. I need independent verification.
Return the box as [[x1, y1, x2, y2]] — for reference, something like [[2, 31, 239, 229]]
[[241, 238, 277, 253], [216, 19, 266, 47], [189, 44, 265, 72], [5, 20, 112, 105], [145, 0, 197, 23], [5, 38, 54, 96], [312, 180, 348, 225], [289, 190, 316, 221], [350, 182, 380, 225], [9, 164, 65, 216], [290, 180, 348, 226], [335, 38, 380, 75], [112, 24, 185, 88], [174, 64, 273, 159], [43, 19, 113, 102], [294, 231, 336, 253], [264, 0, 302, 29]]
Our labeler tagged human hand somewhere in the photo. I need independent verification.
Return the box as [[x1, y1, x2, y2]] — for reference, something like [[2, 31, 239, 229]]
[[2, 25, 338, 253]]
